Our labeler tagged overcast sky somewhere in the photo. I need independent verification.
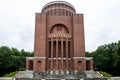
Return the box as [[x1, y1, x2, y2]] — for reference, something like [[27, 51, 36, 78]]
[[0, 0, 120, 52]]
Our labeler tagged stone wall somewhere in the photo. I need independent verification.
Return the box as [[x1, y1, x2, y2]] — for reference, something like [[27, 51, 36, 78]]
[[0, 77, 13, 80], [109, 77, 120, 80], [15, 78, 108, 80]]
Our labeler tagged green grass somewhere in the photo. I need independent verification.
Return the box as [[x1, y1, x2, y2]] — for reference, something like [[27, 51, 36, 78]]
[[5, 71, 17, 77], [100, 71, 112, 77]]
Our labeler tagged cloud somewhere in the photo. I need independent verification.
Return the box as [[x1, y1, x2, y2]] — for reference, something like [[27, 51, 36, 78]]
[[82, 0, 120, 51]]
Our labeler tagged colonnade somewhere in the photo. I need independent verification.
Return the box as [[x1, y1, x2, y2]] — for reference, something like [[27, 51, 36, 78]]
[[47, 36, 73, 70]]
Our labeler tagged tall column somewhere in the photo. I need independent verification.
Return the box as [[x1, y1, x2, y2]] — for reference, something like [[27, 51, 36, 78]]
[[61, 37, 63, 70], [46, 41, 49, 70], [68, 41, 71, 70], [56, 38, 58, 70], [66, 38, 68, 70], [51, 38, 53, 70], [70, 40, 72, 70]]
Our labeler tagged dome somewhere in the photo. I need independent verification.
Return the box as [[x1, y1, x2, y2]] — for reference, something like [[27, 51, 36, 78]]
[[42, 1, 76, 16]]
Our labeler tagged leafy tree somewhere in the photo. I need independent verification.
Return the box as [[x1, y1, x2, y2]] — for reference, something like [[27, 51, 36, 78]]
[[85, 52, 91, 57], [0, 46, 13, 76], [0, 46, 33, 76], [113, 41, 120, 75], [86, 42, 118, 76]]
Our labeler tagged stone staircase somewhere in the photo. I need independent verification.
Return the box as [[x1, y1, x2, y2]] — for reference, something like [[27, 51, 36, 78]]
[[14, 70, 111, 80], [15, 70, 33, 78], [15, 71, 26, 78], [33, 70, 87, 79]]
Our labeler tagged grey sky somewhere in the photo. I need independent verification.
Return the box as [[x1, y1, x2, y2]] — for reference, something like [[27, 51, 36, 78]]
[[0, 0, 120, 52]]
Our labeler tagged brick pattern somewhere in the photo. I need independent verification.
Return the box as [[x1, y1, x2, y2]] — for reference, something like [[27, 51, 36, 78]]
[[26, 1, 93, 72]]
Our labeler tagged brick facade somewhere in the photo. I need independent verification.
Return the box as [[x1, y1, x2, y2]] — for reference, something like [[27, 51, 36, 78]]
[[26, 0, 93, 73]]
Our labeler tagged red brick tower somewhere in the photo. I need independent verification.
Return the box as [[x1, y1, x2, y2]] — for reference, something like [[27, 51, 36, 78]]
[[26, 1, 93, 78]]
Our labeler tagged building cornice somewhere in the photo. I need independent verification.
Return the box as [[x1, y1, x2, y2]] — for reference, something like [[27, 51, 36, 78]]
[[42, 1, 75, 12]]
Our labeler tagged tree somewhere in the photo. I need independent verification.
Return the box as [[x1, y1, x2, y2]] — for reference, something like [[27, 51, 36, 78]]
[[0, 46, 33, 76], [86, 42, 118, 76], [0, 46, 13, 76], [113, 41, 120, 75]]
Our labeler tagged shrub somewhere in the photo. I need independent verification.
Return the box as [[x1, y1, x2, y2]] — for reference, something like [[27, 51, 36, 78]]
[[19, 67, 25, 71], [5, 71, 17, 77], [100, 71, 112, 77]]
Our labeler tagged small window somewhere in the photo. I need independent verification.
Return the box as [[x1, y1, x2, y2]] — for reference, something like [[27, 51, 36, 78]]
[[57, 26, 62, 31]]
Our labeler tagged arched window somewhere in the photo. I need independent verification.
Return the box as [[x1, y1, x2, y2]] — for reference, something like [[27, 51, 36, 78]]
[[50, 24, 69, 34], [78, 60, 82, 70], [38, 60, 42, 69]]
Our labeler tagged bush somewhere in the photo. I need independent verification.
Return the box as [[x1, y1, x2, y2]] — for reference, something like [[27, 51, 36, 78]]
[[5, 71, 17, 77], [19, 67, 25, 71], [100, 71, 112, 77]]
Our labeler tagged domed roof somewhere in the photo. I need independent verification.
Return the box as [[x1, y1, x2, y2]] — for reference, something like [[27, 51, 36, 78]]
[[42, 1, 75, 12]]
